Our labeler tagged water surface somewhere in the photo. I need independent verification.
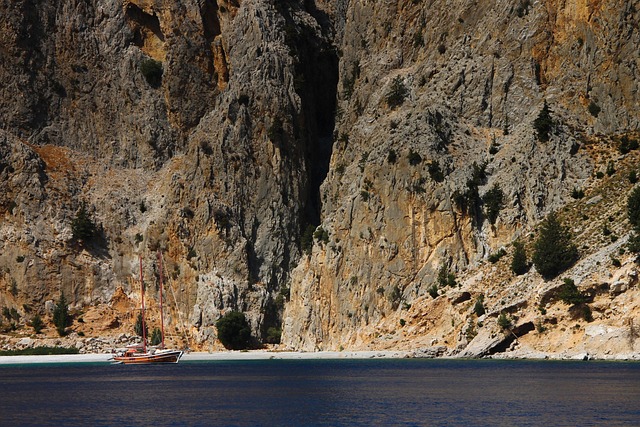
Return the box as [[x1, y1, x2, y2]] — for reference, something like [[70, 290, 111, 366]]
[[1, 359, 639, 426]]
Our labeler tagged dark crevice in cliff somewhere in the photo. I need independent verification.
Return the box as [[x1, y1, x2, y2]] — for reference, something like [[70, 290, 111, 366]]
[[125, 3, 165, 48], [280, 3, 339, 229], [200, 0, 221, 43]]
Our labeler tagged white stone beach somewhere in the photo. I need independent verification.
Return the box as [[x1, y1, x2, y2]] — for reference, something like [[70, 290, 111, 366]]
[[0, 350, 412, 365]]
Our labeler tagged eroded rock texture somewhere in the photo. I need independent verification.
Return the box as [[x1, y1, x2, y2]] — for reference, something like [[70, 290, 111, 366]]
[[1, 0, 639, 356]]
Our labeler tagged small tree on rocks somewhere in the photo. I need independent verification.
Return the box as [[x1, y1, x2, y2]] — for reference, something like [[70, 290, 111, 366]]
[[532, 212, 578, 279], [31, 313, 44, 334], [386, 76, 408, 108], [53, 292, 69, 336], [71, 202, 96, 243], [134, 312, 148, 338], [511, 240, 528, 275]]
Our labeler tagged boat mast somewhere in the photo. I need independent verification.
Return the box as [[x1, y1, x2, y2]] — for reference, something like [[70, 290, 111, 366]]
[[139, 255, 147, 353], [157, 251, 166, 349]]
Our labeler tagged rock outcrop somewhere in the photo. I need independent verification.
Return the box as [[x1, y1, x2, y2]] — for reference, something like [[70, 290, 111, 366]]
[[1, 0, 639, 358]]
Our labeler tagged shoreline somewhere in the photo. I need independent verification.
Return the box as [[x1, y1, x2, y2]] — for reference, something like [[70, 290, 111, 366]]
[[0, 349, 638, 365], [0, 350, 412, 365]]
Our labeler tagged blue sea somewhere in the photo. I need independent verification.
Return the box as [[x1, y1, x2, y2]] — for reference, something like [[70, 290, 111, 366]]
[[1, 358, 639, 426]]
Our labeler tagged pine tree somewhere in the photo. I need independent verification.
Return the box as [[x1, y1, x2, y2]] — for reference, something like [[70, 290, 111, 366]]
[[483, 184, 504, 225], [31, 313, 43, 334], [53, 292, 69, 336], [386, 76, 408, 108], [626, 186, 640, 254], [134, 312, 148, 338], [532, 212, 578, 279], [627, 186, 640, 228], [511, 240, 528, 275], [71, 202, 96, 242], [150, 327, 162, 346]]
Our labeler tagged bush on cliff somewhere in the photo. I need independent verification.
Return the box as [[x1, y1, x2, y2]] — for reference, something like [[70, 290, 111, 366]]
[[71, 202, 96, 243], [216, 311, 252, 350], [511, 240, 529, 275], [533, 101, 553, 142], [53, 292, 69, 337], [532, 212, 578, 279], [140, 58, 163, 88]]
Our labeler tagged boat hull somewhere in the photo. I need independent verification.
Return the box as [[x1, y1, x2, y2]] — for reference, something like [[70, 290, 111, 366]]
[[112, 350, 183, 364]]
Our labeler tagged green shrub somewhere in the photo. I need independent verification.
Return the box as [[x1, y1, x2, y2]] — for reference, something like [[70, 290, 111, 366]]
[[571, 188, 584, 199], [488, 248, 506, 264], [483, 184, 504, 225], [53, 292, 69, 337], [31, 313, 43, 334], [71, 202, 96, 243], [301, 224, 315, 254], [619, 136, 639, 154], [427, 284, 439, 299], [497, 312, 512, 330], [386, 76, 408, 108], [216, 311, 252, 350], [389, 285, 402, 309], [427, 161, 445, 182], [140, 58, 163, 88], [532, 212, 578, 279], [0, 346, 79, 356], [437, 265, 456, 287], [627, 186, 640, 228], [473, 295, 486, 316], [134, 312, 148, 338], [266, 327, 282, 344], [399, 318, 406, 327], [629, 171, 638, 184], [628, 231, 640, 254], [557, 278, 586, 306], [387, 149, 397, 164], [588, 101, 601, 117], [313, 226, 329, 244], [408, 150, 422, 166], [150, 327, 162, 346], [511, 240, 529, 275], [606, 160, 615, 176]]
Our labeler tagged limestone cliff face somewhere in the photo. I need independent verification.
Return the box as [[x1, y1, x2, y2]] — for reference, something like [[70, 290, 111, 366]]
[[1, 0, 639, 357], [282, 0, 640, 355], [0, 0, 337, 348]]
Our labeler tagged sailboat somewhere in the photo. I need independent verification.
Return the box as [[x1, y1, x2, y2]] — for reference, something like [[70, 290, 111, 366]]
[[112, 253, 183, 364]]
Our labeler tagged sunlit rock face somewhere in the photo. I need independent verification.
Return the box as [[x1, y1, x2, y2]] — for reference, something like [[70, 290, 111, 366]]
[[1, 0, 639, 357]]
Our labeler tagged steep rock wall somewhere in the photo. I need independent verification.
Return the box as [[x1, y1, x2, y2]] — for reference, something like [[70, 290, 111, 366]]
[[282, 0, 640, 351]]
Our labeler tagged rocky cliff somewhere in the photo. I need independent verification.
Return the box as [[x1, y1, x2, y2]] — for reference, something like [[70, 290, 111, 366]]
[[1, 0, 639, 358]]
